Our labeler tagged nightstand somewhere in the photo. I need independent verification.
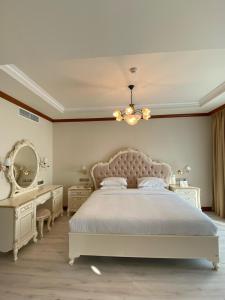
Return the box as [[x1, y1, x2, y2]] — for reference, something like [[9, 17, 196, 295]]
[[67, 185, 92, 216], [169, 184, 201, 209]]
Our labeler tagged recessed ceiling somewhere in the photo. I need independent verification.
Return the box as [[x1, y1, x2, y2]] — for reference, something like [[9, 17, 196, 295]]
[[1, 0, 225, 118]]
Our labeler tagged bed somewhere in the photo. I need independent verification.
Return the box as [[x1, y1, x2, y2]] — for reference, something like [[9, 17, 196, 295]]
[[68, 149, 219, 270]]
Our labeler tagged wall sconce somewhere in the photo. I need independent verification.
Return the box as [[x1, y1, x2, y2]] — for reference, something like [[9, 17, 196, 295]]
[[80, 165, 87, 175], [176, 165, 191, 187], [40, 157, 50, 168], [177, 165, 191, 176], [184, 165, 191, 173], [78, 165, 91, 186], [0, 158, 12, 172]]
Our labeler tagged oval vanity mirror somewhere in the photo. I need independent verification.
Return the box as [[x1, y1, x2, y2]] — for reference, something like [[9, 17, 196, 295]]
[[7, 140, 39, 196], [13, 146, 38, 188]]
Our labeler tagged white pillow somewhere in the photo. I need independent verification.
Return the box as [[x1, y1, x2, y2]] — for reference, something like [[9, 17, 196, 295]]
[[100, 185, 127, 190], [100, 177, 127, 186], [137, 177, 166, 188]]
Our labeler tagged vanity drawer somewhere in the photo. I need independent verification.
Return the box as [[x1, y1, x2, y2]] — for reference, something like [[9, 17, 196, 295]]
[[35, 192, 52, 205], [19, 202, 33, 216]]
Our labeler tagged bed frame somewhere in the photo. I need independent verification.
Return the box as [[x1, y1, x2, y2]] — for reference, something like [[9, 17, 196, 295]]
[[69, 149, 219, 270]]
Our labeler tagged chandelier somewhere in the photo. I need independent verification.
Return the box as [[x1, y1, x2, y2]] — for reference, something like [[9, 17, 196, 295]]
[[113, 84, 151, 126]]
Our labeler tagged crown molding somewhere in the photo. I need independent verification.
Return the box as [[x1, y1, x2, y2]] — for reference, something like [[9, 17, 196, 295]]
[[1, 91, 225, 123], [199, 81, 225, 107], [210, 102, 225, 115], [0, 64, 64, 113], [65, 101, 200, 112]]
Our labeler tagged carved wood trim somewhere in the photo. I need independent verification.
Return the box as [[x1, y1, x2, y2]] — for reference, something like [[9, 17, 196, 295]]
[[0, 91, 53, 122]]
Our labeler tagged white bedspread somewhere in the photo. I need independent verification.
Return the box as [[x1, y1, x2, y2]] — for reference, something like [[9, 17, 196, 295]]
[[69, 189, 217, 236]]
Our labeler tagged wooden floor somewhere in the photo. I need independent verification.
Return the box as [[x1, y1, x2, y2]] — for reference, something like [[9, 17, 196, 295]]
[[0, 213, 224, 300]]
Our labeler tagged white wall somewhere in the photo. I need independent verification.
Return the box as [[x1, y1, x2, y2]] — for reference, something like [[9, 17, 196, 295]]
[[53, 117, 212, 207], [0, 98, 53, 200]]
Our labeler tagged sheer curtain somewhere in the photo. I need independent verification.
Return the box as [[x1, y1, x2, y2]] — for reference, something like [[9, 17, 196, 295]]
[[212, 109, 225, 218]]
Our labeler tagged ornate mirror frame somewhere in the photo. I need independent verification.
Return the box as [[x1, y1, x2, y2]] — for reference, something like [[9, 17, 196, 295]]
[[7, 140, 40, 197]]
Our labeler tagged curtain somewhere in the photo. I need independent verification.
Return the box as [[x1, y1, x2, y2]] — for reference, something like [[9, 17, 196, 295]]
[[212, 109, 225, 218]]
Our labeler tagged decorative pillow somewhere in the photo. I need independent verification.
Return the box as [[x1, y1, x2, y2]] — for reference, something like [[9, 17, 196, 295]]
[[100, 177, 127, 186], [137, 177, 166, 188], [100, 185, 127, 190]]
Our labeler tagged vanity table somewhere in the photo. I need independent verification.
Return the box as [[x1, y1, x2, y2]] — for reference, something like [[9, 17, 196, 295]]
[[0, 185, 63, 261], [0, 140, 63, 261]]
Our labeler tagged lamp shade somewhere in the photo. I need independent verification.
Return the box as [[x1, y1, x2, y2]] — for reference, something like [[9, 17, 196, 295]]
[[124, 114, 141, 126], [184, 165, 191, 173]]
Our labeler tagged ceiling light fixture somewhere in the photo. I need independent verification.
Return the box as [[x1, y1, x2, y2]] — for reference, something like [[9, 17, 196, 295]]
[[113, 84, 151, 126]]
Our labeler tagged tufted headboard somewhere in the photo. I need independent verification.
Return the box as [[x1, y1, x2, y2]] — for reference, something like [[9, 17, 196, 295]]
[[90, 148, 172, 190]]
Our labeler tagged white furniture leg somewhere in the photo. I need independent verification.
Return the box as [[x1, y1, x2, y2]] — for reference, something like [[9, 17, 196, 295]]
[[47, 216, 51, 231], [33, 231, 38, 243], [36, 208, 52, 238], [212, 262, 219, 271], [13, 248, 18, 261], [69, 255, 80, 266], [38, 220, 44, 239]]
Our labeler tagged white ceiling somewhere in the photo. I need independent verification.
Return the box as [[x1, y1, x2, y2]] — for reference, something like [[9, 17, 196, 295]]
[[1, 0, 225, 118]]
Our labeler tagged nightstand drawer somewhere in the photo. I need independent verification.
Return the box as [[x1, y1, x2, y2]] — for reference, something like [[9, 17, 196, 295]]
[[68, 197, 87, 210], [175, 189, 197, 207], [169, 185, 201, 209], [68, 186, 93, 215]]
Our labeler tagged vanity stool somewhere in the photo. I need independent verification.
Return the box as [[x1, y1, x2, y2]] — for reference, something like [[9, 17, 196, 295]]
[[36, 208, 51, 239]]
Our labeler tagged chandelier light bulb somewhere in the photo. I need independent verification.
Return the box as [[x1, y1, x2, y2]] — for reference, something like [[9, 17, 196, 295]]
[[125, 104, 134, 115], [116, 115, 123, 122], [143, 114, 150, 120], [142, 107, 151, 115], [113, 110, 121, 118]]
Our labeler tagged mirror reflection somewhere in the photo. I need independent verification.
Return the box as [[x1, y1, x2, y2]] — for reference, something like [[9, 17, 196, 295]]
[[13, 146, 38, 188]]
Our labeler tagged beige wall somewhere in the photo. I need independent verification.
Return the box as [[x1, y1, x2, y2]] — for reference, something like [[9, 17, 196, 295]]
[[53, 117, 212, 207], [0, 98, 212, 207], [0, 98, 53, 200]]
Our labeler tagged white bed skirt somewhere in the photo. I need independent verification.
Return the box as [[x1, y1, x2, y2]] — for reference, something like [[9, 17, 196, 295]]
[[69, 232, 219, 270]]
